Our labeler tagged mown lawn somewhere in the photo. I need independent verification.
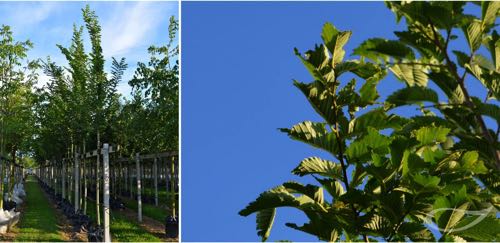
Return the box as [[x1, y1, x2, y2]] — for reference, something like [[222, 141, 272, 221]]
[[84, 198, 161, 242], [14, 176, 65, 242]]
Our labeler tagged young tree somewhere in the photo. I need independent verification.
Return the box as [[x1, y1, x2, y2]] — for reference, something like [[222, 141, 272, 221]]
[[240, 2, 500, 242], [129, 16, 179, 153], [0, 25, 38, 207]]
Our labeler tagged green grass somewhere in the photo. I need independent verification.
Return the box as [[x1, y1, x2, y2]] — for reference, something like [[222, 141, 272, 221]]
[[84, 198, 162, 242], [14, 176, 65, 242], [121, 197, 168, 223]]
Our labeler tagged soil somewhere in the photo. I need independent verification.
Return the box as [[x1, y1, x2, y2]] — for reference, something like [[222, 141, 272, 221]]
[[40, 185, 88, 242]]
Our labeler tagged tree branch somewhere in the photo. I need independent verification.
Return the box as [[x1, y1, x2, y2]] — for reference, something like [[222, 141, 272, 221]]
[[427, 20, 500, 169]]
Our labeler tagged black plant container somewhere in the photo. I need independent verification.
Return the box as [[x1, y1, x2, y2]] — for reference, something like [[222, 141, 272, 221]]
[[165, 216, 178, 238]]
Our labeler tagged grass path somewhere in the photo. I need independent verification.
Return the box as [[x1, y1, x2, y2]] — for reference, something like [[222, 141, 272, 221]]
[[84, 198, 163, 242], [14, 176, 66, 242]]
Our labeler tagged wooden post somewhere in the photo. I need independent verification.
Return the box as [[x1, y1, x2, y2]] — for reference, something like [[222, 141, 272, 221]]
[[62, 160, 66, 200], [129, 162, 133, 199], [154, 156, 158, 206], [170, 156, 177, 218], [103, 143, 111, 242], [75, 150, 80, 213], [136, 153, 142, 222]]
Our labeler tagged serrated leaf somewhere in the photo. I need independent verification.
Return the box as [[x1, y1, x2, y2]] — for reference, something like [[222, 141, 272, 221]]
[[354, 38, 414, 61], [294, 80, 341, 125], [295, 48, 328, 83], [413, 125, 451, 145], [472, 96, 500, 124], [386, 86, 438, 107], [346, 127, 391, 162], [314, 177, 345, 198], [359, 79, 379, 105], [414, 173, 441, 188], [321, 22, 352, 66], [389, 63, 428, 87], [283, 181, 324, 204], [454, 216, 500, 241], [239, 186, 301, 216], [400, 222, 436, 242], [463, 20, 483, 52], [256, 209, 275, 242], [481, 1, 500, 30], [280, 121, 340, 155], [349, 108, 404, 136], [444, 202, 470, 233], [292, 157, 343, 179]]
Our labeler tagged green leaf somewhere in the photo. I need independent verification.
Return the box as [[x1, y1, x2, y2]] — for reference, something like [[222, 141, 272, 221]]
[[454, 216, 500, 241], [386, 86, 438, 107], [433, 196, 451, 225], [283, 181, 324, 205], [285, 222, 339, 242], [359, 79, 379, 105], [453, 50, 470, 68], [481, 1, 500, 30], [346, 127, 391, 162], [354, 38, 415, 61], [443, 202, 470, 233], [472, 96, 500, 124], [294, 48, 327, 83], [399, 222, 436, 242], [281, 121, 340, 155], [294, 80, 341, 125], [389, 63, 428, 87], [292, 157, 343, 179], [239, 186, 302, 216], [349, 108, 404, 136], [256, 209, 276, 242], [321, 23, 352, 66], [486, 30, 500, 70], [413, 125, 451, 145], [413, 173, 441, 188], [463, 20, 483, 52], [314, 177, 345, 198], [460, 151, 479, 165], [427, 70, 465, 104]]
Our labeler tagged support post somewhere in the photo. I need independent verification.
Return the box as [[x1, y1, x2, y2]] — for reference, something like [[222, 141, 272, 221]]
[[62, 161, 66, 200], [75, 150, 80, 213], [154, 156, 158, 206], [103, 144, 111, 242], [136, 153, 142, 222]]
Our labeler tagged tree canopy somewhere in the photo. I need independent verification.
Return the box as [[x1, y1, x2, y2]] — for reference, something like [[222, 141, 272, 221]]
[[240, 1, 500, 242]]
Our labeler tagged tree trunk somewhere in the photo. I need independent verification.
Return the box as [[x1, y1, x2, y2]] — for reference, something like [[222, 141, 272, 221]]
[[96, 131, 101, 226]]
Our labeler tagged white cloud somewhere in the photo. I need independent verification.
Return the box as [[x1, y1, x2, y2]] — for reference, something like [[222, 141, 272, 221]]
[[101, 2, 170, 59], [2, 2, 59, 31]]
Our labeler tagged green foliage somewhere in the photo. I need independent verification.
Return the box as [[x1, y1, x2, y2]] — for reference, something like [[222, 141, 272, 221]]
[[241, 2, 500, 241]]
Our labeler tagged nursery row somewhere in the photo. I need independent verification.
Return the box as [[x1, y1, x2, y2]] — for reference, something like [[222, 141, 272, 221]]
[[34, 144, 179, 241]]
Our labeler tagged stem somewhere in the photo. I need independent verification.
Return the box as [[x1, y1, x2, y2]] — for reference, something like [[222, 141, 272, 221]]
[[332, 99, 369, 242], [427, 20, 500, 169]]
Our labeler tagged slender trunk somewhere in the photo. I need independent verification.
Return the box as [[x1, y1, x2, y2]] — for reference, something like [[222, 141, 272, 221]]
[[170, 156, 176, 218], [136, 153, 142, 222], [0, 158, 3, 209], [74, 146, 80, 213], [154, 157, 158, 206], [103, 144, 111, 242], [96, 131, 101, 226], [62, 160, 66, 200], [83, 141, 87, 214]]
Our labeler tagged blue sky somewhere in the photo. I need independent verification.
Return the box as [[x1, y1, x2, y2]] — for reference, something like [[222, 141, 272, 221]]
[[0, 1, 178, 97], [181, 2, 497, 242]]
